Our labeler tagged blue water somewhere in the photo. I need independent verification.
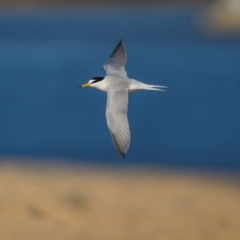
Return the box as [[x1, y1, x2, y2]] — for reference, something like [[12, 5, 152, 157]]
[[0, 8, 240, 170]]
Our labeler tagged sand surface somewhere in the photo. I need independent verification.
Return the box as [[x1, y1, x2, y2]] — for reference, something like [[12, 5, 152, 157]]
[[0, 159, 239, 240]]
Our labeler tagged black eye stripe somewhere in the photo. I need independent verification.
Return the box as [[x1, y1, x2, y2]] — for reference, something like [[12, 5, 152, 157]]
[[92, 77, 104, 83]]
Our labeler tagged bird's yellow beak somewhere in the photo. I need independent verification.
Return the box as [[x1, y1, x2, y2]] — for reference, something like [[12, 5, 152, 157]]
[[80, 82, 91, 88]]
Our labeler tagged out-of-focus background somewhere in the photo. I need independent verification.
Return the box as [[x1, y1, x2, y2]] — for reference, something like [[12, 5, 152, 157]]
[[0, 0, 240, 239]]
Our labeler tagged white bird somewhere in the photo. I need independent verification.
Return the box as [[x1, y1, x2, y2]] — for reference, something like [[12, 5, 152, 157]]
[[80, 40, 167, 158]]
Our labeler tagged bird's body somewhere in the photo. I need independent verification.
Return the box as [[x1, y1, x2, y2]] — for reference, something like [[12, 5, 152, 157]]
[[80, 40, 167, 158], [90, 76, 161, 92]]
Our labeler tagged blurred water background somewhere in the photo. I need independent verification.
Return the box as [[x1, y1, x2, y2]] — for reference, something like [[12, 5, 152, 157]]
[[0, 5, 240, 170]]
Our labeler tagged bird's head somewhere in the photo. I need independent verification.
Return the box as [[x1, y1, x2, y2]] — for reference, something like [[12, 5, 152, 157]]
[[80, 77, 105, 88]]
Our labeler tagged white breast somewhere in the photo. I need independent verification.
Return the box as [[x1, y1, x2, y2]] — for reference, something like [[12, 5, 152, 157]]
[[91, 80, 107, 92]]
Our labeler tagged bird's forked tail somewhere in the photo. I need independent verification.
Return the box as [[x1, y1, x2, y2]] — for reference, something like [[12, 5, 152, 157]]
[[142, 84, 168, 91]]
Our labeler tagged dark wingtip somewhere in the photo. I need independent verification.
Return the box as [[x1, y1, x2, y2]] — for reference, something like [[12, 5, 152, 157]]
[[110, 132, 126, 159], [118, 150, 125, 158], [110, 39, 124, 58]]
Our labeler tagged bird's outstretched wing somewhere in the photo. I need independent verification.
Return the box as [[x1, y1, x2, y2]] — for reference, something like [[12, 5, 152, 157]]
[[104, 40, 127, 77], [106, 88, 130, 158]]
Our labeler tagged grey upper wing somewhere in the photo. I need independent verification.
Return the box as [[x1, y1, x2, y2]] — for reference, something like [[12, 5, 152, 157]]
[[104, 40, 127, 77], [106, 88, 130, 158]]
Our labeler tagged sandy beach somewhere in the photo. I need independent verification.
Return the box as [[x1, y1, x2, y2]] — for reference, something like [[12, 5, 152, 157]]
[[0, 158, 239, 240]]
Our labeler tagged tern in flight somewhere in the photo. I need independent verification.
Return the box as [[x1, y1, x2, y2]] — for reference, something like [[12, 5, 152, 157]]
[[80, 40, 167, 158]]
